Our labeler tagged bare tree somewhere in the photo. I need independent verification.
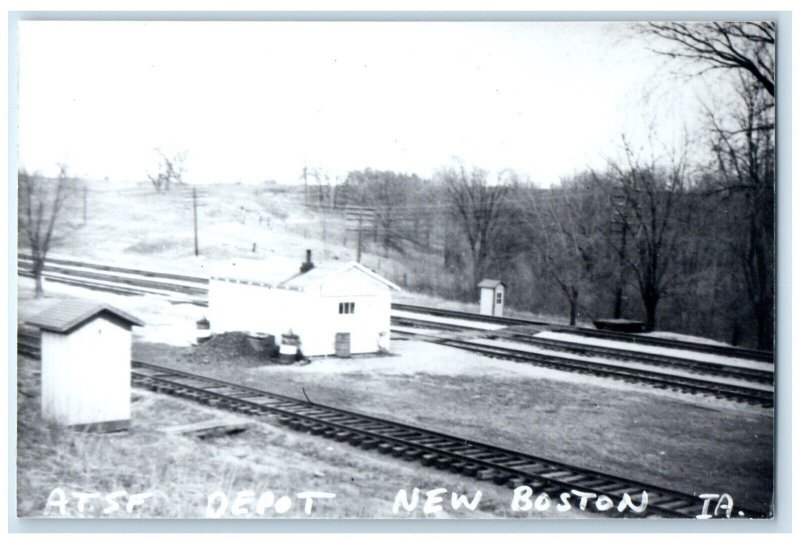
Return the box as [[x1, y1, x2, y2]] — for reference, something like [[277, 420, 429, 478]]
[[343, 169, 426, 257], [18, 166, 75, 297], [439, 165, 512, 288], [147, 149, 186, 192], [706, 77, 775, 349], [598, 137, 691, 331], [642, 22, 776, 97], [527, 178, 605, 325], [640, 21, 776, 346]]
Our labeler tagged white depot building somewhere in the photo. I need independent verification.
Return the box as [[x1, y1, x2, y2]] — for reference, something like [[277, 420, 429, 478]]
[[208, 251, 401, 357]]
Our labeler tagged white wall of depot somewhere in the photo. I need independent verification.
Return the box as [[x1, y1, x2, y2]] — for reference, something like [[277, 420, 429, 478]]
[[209, 269, 392, 357]]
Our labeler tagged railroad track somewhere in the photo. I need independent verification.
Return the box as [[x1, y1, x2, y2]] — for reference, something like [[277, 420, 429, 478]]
[[393, 303, 774, 364], [18, 254, 209, 287], [17, 269, 183, 298], [391, 326, 772, 407], [12, 333, 768, 519], [130, 363, 768, 519], [17, 258, 208, 306], [500, 330, 773, 384], [17, 254, 773, 363], [392, 317, 773, 385]]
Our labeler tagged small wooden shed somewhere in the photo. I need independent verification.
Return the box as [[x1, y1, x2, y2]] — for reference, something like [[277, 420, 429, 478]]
[[478, 279, 505, 317], [27, 299, 144, 431]]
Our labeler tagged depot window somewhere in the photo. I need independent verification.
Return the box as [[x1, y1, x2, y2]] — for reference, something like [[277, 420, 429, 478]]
[[339, 302, 355, 314], [496, 292, 503, 305]]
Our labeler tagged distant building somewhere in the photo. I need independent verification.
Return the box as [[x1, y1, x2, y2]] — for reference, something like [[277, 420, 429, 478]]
[[208, 251, 401, 357], [27, 299, 144, 431], [478, 279, 505, 317]]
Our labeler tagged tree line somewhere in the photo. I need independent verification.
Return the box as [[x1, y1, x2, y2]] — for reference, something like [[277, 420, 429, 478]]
[[332, 23, 775, 349]]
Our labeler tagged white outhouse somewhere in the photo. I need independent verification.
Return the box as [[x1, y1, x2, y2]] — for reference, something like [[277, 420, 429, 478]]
[[209, 252, 401, 357], [478, 279, 505, 317], [27, 299, 144, 431]]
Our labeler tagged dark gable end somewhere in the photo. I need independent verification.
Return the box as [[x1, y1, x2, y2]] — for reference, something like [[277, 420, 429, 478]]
[[26, 299, 144, 335]]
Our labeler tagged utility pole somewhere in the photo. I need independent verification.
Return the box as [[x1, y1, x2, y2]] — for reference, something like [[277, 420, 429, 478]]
[[193, 187, 199, 256], [302, 166, 308, 205], [321, 187, 327, 243], [356, 208, 363, 263]]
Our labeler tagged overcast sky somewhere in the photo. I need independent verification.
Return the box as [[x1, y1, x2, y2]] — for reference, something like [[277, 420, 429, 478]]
[[17, 20, 715, 185]]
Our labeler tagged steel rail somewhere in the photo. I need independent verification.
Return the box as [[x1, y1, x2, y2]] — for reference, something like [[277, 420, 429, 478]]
[[18, 253, 209, 286], [391, 326, 772, 407], [431, 338, 772, 407], [392, 317, 773, 384], [130, 360, 768, 519], [392, 303, 774, 363]]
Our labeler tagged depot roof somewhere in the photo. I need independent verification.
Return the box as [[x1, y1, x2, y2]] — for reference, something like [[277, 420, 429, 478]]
[[210, 258, 401, 292]]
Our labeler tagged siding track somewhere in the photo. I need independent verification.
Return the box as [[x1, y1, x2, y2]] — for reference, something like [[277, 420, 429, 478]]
[[393, 303, 773, 364], [392, 317, 773, 387], [429, 337, 772, 407]]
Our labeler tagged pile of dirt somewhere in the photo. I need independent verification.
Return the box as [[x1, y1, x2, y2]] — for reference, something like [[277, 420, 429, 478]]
[[188, 332, 275, 366]]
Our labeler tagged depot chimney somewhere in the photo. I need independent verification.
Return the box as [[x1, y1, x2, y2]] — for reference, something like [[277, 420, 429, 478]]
[[300, 249, 314, 273]]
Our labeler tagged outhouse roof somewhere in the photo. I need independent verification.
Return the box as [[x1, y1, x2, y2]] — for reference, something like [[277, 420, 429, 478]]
[[27, 299, 144, 334], [478, 279, 505, 289]]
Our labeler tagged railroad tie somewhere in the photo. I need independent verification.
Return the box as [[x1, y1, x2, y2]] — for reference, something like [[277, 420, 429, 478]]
[[388, 445, 407, 457], [402, 448, 423, 461], [434, 457, 454, 470], [475, 468, 500, 481], [346, 434, 366, 446], [460, 463, 482, 477], [447, 459, 468, 473], [333, 431, 352, 442], [491, 471, 513, 485], [503, 476, 527, 489], [358, 438, 380, 450], [420, 452, 439, 466], [278, 417, 295, 428], [309, 424, 328, 436]]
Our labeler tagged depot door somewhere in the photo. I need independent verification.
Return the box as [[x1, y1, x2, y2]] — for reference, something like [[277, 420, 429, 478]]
[[335, 332, 351, 357]]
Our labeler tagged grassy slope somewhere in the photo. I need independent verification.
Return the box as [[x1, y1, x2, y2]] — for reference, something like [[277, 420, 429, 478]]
[[35, 179, 576, 324]]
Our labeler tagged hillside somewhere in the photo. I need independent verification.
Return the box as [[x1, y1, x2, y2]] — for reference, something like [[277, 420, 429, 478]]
[[20, 179, 571, 324]]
